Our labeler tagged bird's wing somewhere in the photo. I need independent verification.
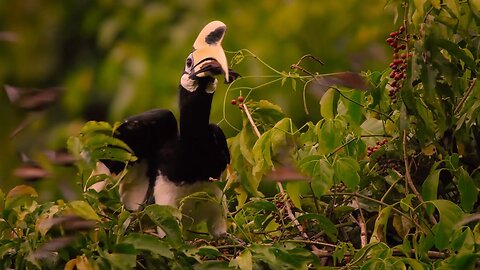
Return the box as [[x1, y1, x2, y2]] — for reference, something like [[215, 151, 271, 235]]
[[104, 109, 178, 174], [210, 123, 230, 172], [103, 109, 178, 210]]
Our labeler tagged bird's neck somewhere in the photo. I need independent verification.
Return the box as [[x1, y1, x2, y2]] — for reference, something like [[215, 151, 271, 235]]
[[179, 82, 214, 140]]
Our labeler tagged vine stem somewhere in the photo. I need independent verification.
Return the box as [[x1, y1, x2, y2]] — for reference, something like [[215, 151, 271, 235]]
[[240, 103, 320, 251], [402, 130, 437, 225], [355, 197, 368, 248]]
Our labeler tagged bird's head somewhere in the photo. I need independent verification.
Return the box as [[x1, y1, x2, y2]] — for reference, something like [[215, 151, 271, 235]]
[[180, 21, 237, 94]]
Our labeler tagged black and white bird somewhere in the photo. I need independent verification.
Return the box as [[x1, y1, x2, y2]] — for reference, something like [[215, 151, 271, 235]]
[[91, 21, 238, 238]]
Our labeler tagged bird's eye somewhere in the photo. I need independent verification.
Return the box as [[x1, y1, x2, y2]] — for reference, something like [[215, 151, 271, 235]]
[[186, 58, 193, 68]]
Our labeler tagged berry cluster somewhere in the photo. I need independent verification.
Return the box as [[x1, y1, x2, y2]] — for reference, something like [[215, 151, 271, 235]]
[[375, 156, 404, 176], [231, 95, 245, 109], [367, 138, 388, 156], [386, 25, 409, 103]]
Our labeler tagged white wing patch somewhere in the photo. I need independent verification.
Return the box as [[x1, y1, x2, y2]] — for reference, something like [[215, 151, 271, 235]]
[[118, 161, 150, 211]]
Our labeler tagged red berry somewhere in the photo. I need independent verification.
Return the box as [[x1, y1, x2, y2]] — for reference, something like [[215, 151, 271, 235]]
[[393, 59, 403, 65], [390, 32, 398, 37], [389, 71, 396, 78], [399, 26, 405, 32], [386, 37, 394, 43], [401, 53, 407, 59], [389, 63, 397, 69], [395, 73, 403, 80], [231, 99, 237, 105], [238, 96, 245, 103], [399, 44, 406, 50], [393, 53, 399, 59]]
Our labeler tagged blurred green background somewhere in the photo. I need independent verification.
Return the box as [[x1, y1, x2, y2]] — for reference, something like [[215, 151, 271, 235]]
[[0, 0, 395, 200]]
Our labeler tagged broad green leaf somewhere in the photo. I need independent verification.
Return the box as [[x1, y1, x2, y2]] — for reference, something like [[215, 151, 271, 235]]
[[299, 156, 334, 197], [103, 252, 136, 270], [243, 200, 276, 212], [370, 206, 392, 243], [429, 0, 440, 9], [444, 0, 460, 18], [437, 39, 476, 71], [429, 200, 468, 250], [194, 261, 230, 270], [421, 167, 441, 215], [392, 215, 413, 239], [340, 89, 363, 127], [196, 246, 222, 259], [121, 233, 173, 259], [333, 157, 360, 189], [66, 201, 100, 221], [286, 182, 304, 210], [317, 119, 345, 155], [144, 204, 183, 247], [451, 228, 474, 253], [81, 121, 114, 134], [457, 168, 478, 212], [230, 249, 252, 270], [402, 258, 427, 270], [5, 185, 38, 210], [320, 88, 337, 120]]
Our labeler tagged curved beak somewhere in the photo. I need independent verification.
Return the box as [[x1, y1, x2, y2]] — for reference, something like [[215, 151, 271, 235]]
[[190, 21, 230, 83]]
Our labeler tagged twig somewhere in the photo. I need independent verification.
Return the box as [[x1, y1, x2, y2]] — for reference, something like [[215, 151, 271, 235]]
[[321, 192, 425, 232], [240, 103, 313, 243], [453, 78, 477, 115], [355, 197, 368, 248], [333, 87, 394, 122], [402, 130, 437, 225]]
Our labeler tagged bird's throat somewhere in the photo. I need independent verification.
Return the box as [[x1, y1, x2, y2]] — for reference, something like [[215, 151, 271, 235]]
[[179, 84, 214, 140]]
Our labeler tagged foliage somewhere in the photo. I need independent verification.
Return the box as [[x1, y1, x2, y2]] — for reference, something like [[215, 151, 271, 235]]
[[2, 0, 480, 269]]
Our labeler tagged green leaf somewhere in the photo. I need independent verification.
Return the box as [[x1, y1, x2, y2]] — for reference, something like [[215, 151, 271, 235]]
[[320, 88, 337, 120], [144, 204, 183, 247], [370, 206, 392, 243], [444, 0, 460, 18], [103, 252, 137, 270], [317, 119, 345, 155], [421, 167, 441, 215], [451, 228, 474, 253], [457, 168, 478, 212], [340, 89, 363, 127], [67, 200, 100, 221], [429, 0, 440, 9], [243, 200, 276, 212], [121, 233, 173, 259], [286, 182, 304, 210], [230, 249, 252, 270], [4, 185, 38, 210], [437, 39, 476, 72], [401, 258, 427, 270], [81, 121, 114, 134], [333, 157, 360, 189], [429, 200, 468, 250], [196, 246, 221, 259], [299, 156, 334, 197]]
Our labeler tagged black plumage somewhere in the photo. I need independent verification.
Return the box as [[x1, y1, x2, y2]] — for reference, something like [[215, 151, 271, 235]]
[[96, 21, 236, 238]]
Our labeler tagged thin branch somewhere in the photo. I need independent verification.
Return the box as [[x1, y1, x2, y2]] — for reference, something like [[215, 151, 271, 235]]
[[241, 103, 314, 245], [355, 197, 368, 248], [333, 87, 394, 122], [454, 78, 477, 115], [402, 130, 437, 225]]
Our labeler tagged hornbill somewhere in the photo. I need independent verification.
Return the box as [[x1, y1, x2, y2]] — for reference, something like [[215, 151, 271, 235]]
[[96, 21, 238, 238]]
